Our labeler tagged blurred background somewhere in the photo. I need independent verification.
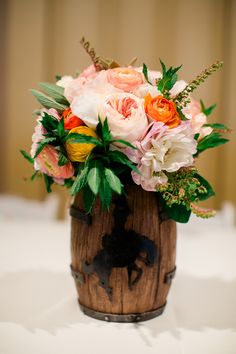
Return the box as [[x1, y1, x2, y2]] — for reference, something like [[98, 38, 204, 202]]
[[0, 0, 235, 219]]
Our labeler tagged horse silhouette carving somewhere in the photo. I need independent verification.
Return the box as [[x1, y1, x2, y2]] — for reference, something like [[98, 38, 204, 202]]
[[83, 197, 158, 301]]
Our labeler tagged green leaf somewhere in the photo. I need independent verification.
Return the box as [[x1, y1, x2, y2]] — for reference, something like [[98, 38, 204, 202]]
[[20, 149, 34, 164], [104, 168, 122, 194], [196, 132, 229, 154], [58, 152, 68, 166], [99, 176, 113, 210], [70, 165, 89, 195], [40, 112, 58, 132], [194, 173, 215, 201], [30, 89, 68, 112], [64, 133, 102, 146], [108, 150, 140, 174], [57, 117, 67, 139], [43, 174, 54, 193], [158, 195, 191, 223], [96, 117, 103, 139], [102, 117, 112, 142], [200, 99, 216, 116], [63, 178, 74, 188], [83, 185, 96, 213], [31, 171, 39, 181], [39, 82, 69, 106], [142, 63, 152, 85], [157, 59, 182, 94], [34, 137, 57, 158], [110, 139, 137, 149], [87, 165, 101, 195], [204, 123, 230, 131]]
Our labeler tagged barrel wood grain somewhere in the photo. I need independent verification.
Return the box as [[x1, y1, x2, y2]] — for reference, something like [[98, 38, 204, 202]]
[[70, 185, 177, 316]]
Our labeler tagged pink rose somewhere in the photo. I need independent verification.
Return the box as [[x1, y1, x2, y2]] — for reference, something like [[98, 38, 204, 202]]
[[100, 93, 148, 144], [183, 99, 213, 139], [79, 64, 97, 79], [35, 145, 74, 181], [107, 67, 143, 92]]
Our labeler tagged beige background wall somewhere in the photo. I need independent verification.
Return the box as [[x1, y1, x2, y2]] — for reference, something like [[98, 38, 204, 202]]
[[1, 0, 236, 209]]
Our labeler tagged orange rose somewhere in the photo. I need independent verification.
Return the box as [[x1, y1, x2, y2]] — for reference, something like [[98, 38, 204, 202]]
[[144, 94, 180, 128], [62, 108, 84, 130]]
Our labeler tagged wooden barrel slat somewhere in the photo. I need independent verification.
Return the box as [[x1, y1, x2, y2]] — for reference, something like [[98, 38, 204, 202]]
[[70, 185, 177, 321]]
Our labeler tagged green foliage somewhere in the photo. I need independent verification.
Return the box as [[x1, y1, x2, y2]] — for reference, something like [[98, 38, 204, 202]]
[[158, 196, 191, 223], [20, 149, 34, 164], [87, 165, 101, 195], [30, 89, 68, 112], [194, 173, 215, 201], [65, 133, 102, 146], [142, 63, 152, 85], [104, 168, 123, 194], [156, 168, 215, 222], [34, 137, 57, 158], [173, 61, 223, 109], [43, 174, 54, 193], [107, 150, 140, 174], [203, 123, 230, 131], [83, 185, 97, 213], [200, 99, 216, 116], [70, 165, 89, 195], [196, 132, 229, 154], [70, 118, 138, 212], [157, 59, 182, 96], [58, 152, 68, 166], [39, 82, 69, 106], [99, 173, 113, 210]]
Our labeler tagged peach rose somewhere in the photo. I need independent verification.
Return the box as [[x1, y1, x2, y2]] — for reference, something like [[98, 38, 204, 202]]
[[35, 145, 74, 180], [107, 67, 143, 92], [100, 93, 148, 144], [144, 94, 180, 128]]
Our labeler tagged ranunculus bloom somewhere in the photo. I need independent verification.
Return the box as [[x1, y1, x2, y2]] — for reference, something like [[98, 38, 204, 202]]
[[125, 121, 197, 191], [100, 93, 148, 144], [65, 126, 98, 162], [62, 108, 84, 130], [35, 145, 74, 180], [144, 94, 180, 128], [107, 67, 143, 92]]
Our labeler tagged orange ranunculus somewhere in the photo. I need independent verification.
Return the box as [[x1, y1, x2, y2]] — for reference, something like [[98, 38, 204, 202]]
[[62, 108, 84, 130], [144, 94, 180, 128]]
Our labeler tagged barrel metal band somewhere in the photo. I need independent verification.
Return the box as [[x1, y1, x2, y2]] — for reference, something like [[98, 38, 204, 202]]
[[164, 266, 176, 284], [79, 301, 166, 322], [70, 205, 92, 225], [70, 264, 85, 284]]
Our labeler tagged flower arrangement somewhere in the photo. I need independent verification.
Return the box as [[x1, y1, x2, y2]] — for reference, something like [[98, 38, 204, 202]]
[[21, 38, 230, 223]]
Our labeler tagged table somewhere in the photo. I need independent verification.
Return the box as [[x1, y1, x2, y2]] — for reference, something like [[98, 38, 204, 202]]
[[0, 212, 236, 354]]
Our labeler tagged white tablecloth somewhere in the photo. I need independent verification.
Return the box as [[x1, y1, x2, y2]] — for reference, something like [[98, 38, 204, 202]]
[[0, 213, 236, 354]]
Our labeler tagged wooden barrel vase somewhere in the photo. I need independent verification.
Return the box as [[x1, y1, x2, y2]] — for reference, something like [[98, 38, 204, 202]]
[[70, 184, 177, 323]]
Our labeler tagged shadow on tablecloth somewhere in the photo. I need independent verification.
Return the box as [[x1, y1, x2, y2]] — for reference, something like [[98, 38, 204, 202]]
[[0, 269, 235, 335]]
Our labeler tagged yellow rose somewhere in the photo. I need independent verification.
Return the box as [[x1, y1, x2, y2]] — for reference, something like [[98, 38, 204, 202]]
[[65, 126, 98, 162]]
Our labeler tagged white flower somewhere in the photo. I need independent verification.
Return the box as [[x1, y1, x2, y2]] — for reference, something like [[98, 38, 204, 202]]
[[126, 121, 197, 191], [56, 75, 73, 89], [70, 71, 121, 128]]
